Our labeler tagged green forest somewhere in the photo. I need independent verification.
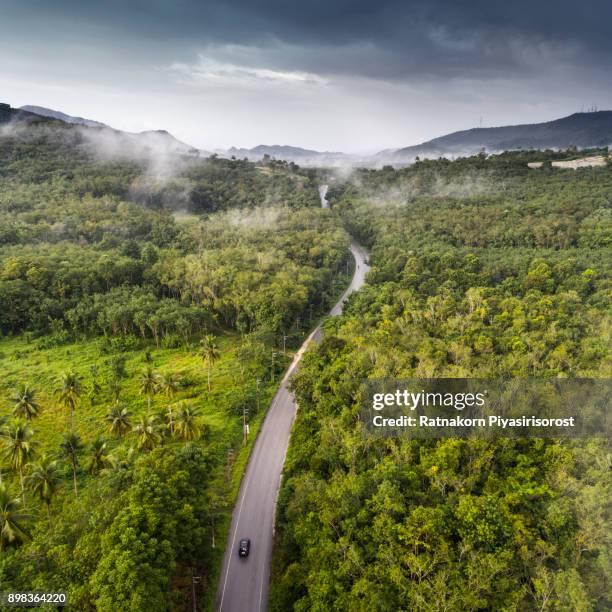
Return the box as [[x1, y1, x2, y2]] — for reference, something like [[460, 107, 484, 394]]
[[0, 117, 350, 610], [0, 112, 610, 611], [271, 154, 611, 610]]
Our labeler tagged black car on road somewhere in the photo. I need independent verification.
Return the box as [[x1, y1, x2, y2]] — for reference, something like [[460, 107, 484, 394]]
[[238, 538, 251, 557]]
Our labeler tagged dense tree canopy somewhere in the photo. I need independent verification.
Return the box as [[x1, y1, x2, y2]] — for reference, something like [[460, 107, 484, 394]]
[[272, 153, 611, 611]]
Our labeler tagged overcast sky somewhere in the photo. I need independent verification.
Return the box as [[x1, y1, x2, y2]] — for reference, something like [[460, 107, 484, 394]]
[[1, 0, 611, 152]]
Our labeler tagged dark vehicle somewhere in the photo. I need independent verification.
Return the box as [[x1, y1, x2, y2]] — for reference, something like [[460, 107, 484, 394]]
[[238, 538, 251, 557]]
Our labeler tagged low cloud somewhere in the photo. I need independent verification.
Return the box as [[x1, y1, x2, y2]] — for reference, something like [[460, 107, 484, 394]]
[[169, 52, 327, 86]]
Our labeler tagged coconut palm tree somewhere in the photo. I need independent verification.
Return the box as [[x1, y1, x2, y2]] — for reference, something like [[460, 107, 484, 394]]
[[105, 446, 136, 473], [55, 372, 82, 429], [157, 373, 180, 434], [0, 415, 7, 485], [59, 432, 83, 497], [107, 376, 122, 402], [2, 422, 34, 507], [200, 335, 220, 392], [133, 414, 162, 452], [86, 437, 111, 475], [88, 364, 102, 406], [105, 404, 132, 438], [156, 406, 172, 438], [10, 384, 41, 421], [157, 372, 179, 399], [139, 366, 159, 410], [27, 455, 59, 519], [0, 484, 29, 550], [173, 402, 202, 442]]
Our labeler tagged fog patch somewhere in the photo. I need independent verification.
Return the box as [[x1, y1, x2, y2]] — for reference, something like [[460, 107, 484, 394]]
[[128, 175, 195, 210], [77, 125, 199, 178], [208, 206, 283, 231]]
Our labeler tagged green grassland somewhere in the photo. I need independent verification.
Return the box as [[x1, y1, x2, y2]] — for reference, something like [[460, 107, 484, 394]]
[[0, 330, 286, 607], [0, 332, 278, 454]]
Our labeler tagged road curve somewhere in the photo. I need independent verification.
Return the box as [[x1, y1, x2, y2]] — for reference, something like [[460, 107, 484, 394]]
[[215, 241, 369, 612]]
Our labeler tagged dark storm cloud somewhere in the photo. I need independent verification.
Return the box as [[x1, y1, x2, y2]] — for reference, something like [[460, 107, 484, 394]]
[[2, 0, 611, 151], [5, 0, 612, 81]]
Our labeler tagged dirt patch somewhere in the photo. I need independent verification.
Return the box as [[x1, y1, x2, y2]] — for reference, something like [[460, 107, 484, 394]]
[[528, 155, 608, 170]]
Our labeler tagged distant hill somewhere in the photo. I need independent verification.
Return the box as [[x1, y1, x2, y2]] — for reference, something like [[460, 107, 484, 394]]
[[0, 102, 42, 124], [224, 144, 348, 166], [20, 105, 109, 128], [228, 144, 324, 158], [1, 103, 206, 162], [383, 111, 612, 162]]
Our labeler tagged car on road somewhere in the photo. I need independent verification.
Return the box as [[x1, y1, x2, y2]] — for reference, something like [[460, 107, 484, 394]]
[[238, 538, 251, 557]]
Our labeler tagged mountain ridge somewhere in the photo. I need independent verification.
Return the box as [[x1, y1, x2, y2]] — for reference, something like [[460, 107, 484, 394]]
[[3, 103, 611, 167], [384, 111, 612, 161], [1, 102, 205, 159], [19, 105, 109, 128], [223, 144, 345, 164]]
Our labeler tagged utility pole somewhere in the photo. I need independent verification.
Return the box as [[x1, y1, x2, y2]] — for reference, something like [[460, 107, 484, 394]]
[[256, 378, 261, 413], [271, 352, 277, 382], [242, 406, 249, 446], [191, 572, 201, 612], [283, 334, 287, 356], [226, 447, 234, 482]]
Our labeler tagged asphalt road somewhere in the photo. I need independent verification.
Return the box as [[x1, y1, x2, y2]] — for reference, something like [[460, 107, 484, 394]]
[[215, 241, 369, 612]]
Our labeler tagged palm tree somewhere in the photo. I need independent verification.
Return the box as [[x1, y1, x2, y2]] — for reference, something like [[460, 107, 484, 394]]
[[27, 455, 59, 519], [139, 366, 159, 410], [105, 404, 132, 438], [10, 384, 41, 421], [200, 335, 220, 392], [0, 484, 29, 550], [86, 437, 111, 475], [157, 373, 180, 434], [105, 446, 136, 473], [133, 414, 162, 452], [88, 364, 102, 406], [2, 423, 34, 507], [108, 376, 122, 402], [173, 402, 202, 442], [156, 406, 173, 438], [59, 432, 83, 497], [157, 372, 179, 399], [0, 415, 7, 485], [55, 372, 82, 429]]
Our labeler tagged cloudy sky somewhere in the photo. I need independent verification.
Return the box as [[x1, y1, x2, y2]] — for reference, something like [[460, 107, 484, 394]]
[[1, 0, 611, 152]]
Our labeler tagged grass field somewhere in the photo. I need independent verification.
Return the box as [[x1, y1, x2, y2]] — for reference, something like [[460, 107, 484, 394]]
[[0, 332, 285, 535], [1, 333, 279, 445]]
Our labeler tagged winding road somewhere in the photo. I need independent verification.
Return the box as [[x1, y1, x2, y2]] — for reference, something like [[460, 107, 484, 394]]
[[215, 186, 369, 612]]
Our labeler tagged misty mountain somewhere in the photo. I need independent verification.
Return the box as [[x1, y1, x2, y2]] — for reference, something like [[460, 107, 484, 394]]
[[1, 102, 206, 163], [227, 144, 323, 158], [0, 102, 43, 124], [20, 105, 109, 128], [223, 144, 349, 166], [384, 111, 612, 162]]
